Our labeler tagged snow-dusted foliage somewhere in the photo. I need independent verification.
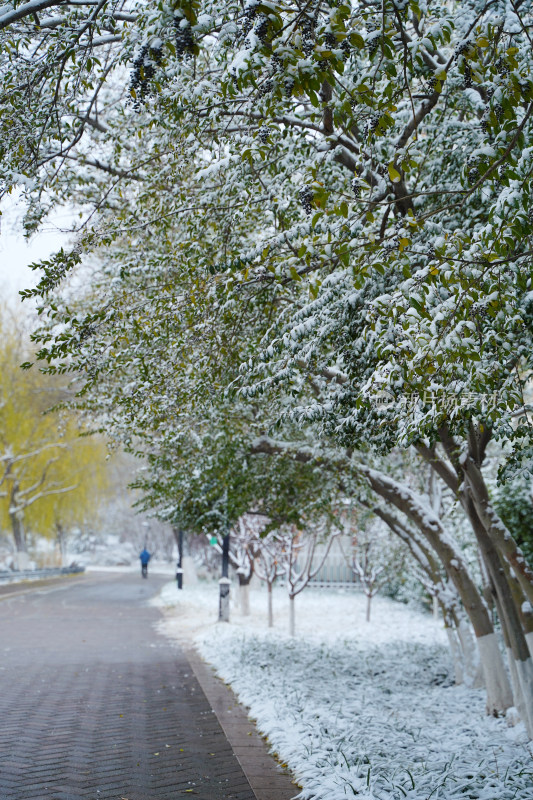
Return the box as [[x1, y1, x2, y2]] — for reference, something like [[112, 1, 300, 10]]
[[3, 0, 531, 471]]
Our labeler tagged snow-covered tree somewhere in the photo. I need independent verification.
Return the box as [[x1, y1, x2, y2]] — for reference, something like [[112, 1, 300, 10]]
[[343, 527, 391, 623], [254, 530, 287, 627], [280, 520, 341, 636], [4, 0, 533, 734]]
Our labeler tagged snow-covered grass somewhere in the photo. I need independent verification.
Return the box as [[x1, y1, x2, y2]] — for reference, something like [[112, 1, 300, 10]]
[[155, 582, 533, 800]]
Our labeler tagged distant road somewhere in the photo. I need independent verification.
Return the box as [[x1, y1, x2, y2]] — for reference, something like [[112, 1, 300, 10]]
[[0, 571, 255, 800]]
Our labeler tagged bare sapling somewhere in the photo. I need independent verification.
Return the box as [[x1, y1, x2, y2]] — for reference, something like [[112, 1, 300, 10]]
[[282, 521, 341, 636], [254, 531, 287, 627]]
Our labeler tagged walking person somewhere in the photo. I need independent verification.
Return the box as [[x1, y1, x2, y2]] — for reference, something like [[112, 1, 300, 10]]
[[139, 547, 151, 578]]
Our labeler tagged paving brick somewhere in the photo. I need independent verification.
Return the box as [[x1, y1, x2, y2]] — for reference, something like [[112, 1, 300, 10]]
[[0, 573, 257, 800], [185, 650, 298, 800]]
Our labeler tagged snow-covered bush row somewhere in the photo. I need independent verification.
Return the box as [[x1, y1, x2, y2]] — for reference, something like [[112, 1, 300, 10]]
[[195, 591, 533, 800]]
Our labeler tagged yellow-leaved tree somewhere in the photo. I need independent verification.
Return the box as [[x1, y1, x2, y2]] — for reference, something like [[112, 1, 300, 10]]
[[0, 308, 108, 568]]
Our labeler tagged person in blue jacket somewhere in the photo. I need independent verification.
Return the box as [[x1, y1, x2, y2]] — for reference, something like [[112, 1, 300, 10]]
[[139, 547, 151, 578]]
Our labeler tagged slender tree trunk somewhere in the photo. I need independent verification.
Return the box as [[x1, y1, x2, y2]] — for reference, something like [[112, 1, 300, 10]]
[[56, 522, 67, 566], [289, 594, 295, 637], [366, 593, 372, 622], [267, 582, 273, 628], [238, 573, 251, 616], [173, 526, 184, 588], [515, 659, 533, 738], [9, 482, 27, 555], [218, 533, 231, 623]]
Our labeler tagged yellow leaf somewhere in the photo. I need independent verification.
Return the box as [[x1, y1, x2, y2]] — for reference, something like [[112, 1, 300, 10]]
[[289, 266, 301, 282], [388, 162, 402, 183]]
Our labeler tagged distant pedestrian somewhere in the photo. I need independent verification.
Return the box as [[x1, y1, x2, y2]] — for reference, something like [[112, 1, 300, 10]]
[[139, 548, 151, 578]]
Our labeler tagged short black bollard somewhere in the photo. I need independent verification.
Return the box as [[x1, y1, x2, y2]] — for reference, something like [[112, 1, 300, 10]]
[[176, 565, 183, 590], [176, 527, 184, 589]]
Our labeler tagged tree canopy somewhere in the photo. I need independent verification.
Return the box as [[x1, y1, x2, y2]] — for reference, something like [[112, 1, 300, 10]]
[[1, 0, 531, 473]]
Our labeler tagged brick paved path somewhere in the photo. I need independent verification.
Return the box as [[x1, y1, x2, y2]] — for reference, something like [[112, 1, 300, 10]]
[[0, 572, 256, 800]]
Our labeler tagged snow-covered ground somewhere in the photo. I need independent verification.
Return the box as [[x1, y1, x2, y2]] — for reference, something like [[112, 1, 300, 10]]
[[155, 581, 533, 800]]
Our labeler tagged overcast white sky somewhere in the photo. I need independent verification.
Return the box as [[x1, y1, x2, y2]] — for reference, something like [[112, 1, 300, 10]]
[[0, 193, 71, 311]]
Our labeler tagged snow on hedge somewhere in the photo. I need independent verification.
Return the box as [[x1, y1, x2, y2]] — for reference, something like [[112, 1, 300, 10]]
[[157, 584, 533, 800]]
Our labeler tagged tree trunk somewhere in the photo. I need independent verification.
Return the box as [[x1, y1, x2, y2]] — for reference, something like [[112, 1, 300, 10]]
[[476, 632, 515, 717], [463, 494, 531, 728], [362, 465, 512, 715], [9, 496, 27, 554], [267, 582, 273, 628], [238, 575, 251, 616], [505, 647, 525, 720], [505, 567, 533, 656], [56, 522, 67, 566], [463, 458, 533, 607], [445, 626, 464, 685], [9, 482, 32, 570], [366, 593, 372, 622], [369, 503, 472, 683], [289, 594, 295, 637], [456, 619, 484, 689], [173, 526, 184, 587], [419, 438, 533, 723], [515, 659, 533, 737]]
